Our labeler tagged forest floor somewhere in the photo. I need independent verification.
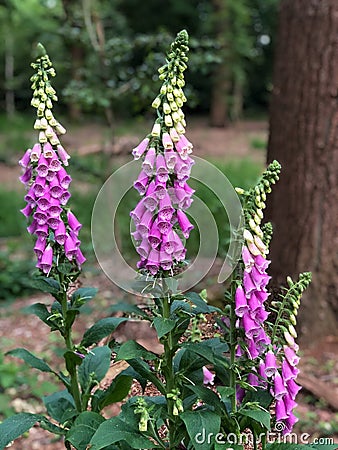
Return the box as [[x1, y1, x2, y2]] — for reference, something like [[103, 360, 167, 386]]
[[0, 118, 337, 449]]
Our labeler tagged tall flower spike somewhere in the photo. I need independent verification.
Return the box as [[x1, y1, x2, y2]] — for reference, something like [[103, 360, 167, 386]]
[[19, 43, 85, 275], [130, 30, 194, 277]]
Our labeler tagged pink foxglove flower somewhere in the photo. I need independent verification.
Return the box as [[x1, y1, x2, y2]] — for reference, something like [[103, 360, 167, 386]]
[[202, 366, 215, 385], [130, 30, 193, 276], [19, 45, 85, 275]]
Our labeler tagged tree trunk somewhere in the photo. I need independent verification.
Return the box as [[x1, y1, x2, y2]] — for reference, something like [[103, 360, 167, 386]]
[[266, 0, 338, 345]]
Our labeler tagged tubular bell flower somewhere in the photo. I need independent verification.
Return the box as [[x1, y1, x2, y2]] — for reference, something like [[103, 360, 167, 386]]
[[18, 43, 85, 275], [130, 30, 194, 276]]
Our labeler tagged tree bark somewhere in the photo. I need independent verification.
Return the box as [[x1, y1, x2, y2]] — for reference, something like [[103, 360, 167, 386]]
[[266, 0, 338, 345]]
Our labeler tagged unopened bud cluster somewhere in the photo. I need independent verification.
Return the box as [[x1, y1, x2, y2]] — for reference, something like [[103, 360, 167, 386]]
[[19, 44, 85, 275]]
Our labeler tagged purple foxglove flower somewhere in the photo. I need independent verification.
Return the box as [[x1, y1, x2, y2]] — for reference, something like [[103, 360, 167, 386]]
[[235, 286, 249, 317], [20, 203, 33, 217], [33, 177, 47, 197], [255, 290, 269, 303], [130, 199, 146, 225], [55, 221, 67, 245], [158, 193, 175, 221], [273, 373, 287, 400], [242, 245, 255, 273], [154, 178, 167, 199], [46, 170, 56, 182], [156, 154, 169, 183], [160, 250, 172, 270], [254, 254, 270, 273], [164, 150, 177, 170], [283, 346, 300, 367], [254, 307, 269, 322], [176, 210, 193, 238], [76, 248, 86, 265], [281, 359, 299, 381], [38, 244, 53, 274], [34, 237, 46, 259], [247, 338, 260, 359], [275, 398, 288, 421], [34, 224, 48, 239], [251, 266, 271, 290], [243, 271, 257, 297], [142, 147, 156, 176], [133, 170, 149, 195], [155, 216, 172, 235], [162, 230, 182, 254], [19, 167, 32, 184], [47, 217, 61, 230], [143, 182, 158, 211], [137, 238, 151, 259], [27, 220, 38, 235], [248, 372, 259, 387], [137, 209, 154, 237], [202, 366, 215, 385], [36, 193, 50, 211], [265, 351, 278, 377], [286, 378, 301, 399], [173, 242, 186, 261], [24, 187, 36, 205], [170, 183, 189, 205], [60, 190, 71, 206], [132, 137, 149, 160], [65, 235, 78, 260], [283, 393, 297, 415], [69, 229, 81, 247], [255, 329, 271, 347], [235, 344, 242, 356], [136, 259, 146, 269], [56, 144, 70, 165], [50, 178, 63, 198], [48, 198, 62, 218], [284, 412, 298, 432], [242, 314, 260, 339], [236, 386, 246, 404], [57, 167, 72, 189], [175, 135, 192, 159], [34, 208, 48, 225], [19, 148, 32, 167], [67, 211, 82, 232], [43, 142, 54, 158], [49, 155, 61, 172], [148, 222, 162, 249], [162, 132, 174, 150], [131, 230, 142, 243], [247, 292, 261, 312], [30, 143, 42, 161], [36, 155, 49, 177], [145, 248, 160, 275], [258, 361, 267, 381]]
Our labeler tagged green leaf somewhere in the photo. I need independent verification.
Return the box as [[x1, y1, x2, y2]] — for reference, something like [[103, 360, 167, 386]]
[[0, 413, 43, 449], [89, 416, 157, 449], [65, 309, 79, 329], [186, 385, 225, 415], [181, 410, 221, 450], [109, 302, 149, 319], [71, 287, 98, 307], [78, 346, 111, 391], [242, 388, 273, 410], [127, 359, 165, 394], [43, 390, 76, 424], [66, 412, 105, 450], [182, 338, 228, 365], [185, 292, 221, 314], [239, 407, 270, 430], [28, 276, 60, 295], [40, 418, 66, 435], [24, 302, 50, 323], [81, 317, 128, 347], [6, 348, 54, 374], [153, 317, 176, 339], [116, 340, 158, 361], [92, 375, 133, 411]]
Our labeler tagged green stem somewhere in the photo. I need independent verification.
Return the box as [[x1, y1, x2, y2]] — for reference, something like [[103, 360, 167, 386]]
[[229, 275, 237, 414], [161, 294, 176, 449], [60, 286, 82, 412]]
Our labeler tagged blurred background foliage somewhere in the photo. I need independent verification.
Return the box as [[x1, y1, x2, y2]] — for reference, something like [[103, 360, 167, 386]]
[[0, 0, 279, 121]]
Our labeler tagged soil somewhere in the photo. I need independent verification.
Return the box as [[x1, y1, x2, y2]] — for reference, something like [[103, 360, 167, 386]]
[[0, 119, 337, 449]]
